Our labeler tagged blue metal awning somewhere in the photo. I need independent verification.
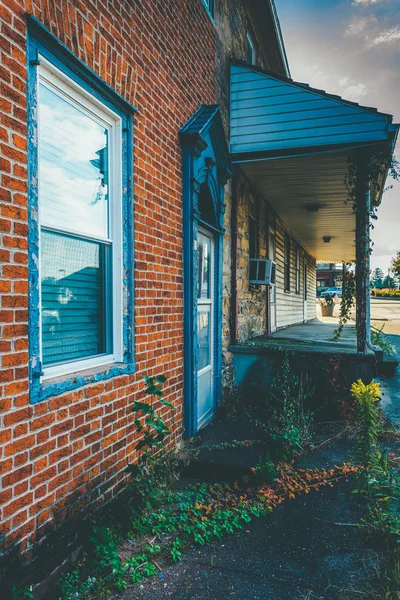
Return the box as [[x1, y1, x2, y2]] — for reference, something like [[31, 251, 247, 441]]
[[230, 62, 398, 262], [230, 63, 397, 158]]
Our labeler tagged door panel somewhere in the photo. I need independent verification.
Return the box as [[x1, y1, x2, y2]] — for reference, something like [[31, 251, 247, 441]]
[[197, 230, 215, 429]]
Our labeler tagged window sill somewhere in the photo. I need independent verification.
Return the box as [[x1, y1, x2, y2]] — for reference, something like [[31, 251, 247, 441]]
[[31, 360, 135, 404]]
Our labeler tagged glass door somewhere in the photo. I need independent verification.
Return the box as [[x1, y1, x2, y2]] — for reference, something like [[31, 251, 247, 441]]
[[197, 229, 215, 429]]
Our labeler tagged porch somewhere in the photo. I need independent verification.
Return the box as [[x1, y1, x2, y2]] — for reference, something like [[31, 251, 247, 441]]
[[250, 316, 362, 356], [230, 61, 399, 355]]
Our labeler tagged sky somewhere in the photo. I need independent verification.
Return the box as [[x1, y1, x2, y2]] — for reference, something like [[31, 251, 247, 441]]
[[275, 0, 400, 274]]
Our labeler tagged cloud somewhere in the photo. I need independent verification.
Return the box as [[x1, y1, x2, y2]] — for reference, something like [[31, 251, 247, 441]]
[[339, 77, 351, 86], [342, 83, 368, 101], [346, 16, 377, 36], [353, 0, 383, 5], [369, 26, 400, 46]]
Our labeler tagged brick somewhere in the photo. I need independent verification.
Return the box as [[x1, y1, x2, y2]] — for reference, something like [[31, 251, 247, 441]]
[[0, 0, 217, 565], [3, 407, 31, 427], [4, 434, 35, 456], [2, 464, 32, 487]]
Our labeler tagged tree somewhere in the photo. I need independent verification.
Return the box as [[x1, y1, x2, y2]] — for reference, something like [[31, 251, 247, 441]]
[[383, 274, 396, 289], [371, 267, 384, 289], [391, 252, 400, 284]]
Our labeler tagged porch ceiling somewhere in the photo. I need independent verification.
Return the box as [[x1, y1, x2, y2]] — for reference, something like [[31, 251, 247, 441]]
[[230, 62, 399, 261], [241, 150, 356, 262]]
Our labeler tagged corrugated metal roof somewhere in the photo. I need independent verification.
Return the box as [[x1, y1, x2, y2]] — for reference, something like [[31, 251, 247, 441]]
[[230, 62, 396, 156]]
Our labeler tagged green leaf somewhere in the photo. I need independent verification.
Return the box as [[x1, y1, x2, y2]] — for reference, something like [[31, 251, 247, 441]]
[[133, 401, 151, 414]]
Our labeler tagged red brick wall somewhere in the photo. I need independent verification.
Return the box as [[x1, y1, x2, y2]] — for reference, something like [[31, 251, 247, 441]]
[[0, 0, 216, 569]]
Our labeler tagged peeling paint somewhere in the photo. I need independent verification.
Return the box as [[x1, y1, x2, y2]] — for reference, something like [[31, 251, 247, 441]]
[[180, 107, 232, 436], [27, 22, 135, 404]]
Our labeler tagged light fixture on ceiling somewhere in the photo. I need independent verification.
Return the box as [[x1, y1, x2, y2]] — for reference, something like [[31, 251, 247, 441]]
[[323, 236, 331, 243]]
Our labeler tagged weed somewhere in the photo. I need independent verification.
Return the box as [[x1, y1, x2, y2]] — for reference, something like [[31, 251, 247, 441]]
[[371, 325, 397, 357], [242, 355, 314, 463], [352, 379, 400, 599]]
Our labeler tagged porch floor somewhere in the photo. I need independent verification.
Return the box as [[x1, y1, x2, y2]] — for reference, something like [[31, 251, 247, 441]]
[[252, 316, 373, 356]]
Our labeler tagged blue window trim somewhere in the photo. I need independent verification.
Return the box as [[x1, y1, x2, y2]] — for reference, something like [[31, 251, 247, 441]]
[[27, 16, 137, 403], [179, 106, 233, 437], [201, 0, 215, 25]]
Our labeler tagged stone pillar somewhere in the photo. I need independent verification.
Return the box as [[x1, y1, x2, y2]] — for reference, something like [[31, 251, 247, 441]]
[[355, 161, 370, 354]]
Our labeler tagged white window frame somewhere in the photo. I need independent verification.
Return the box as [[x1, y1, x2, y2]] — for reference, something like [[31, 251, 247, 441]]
[[247, 32, 257, 66], [37, 58, 123, 381]]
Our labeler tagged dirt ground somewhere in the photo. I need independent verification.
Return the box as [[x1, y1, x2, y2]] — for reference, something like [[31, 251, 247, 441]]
[[114, 433, 393, 600], [112, 298, 400, 600]]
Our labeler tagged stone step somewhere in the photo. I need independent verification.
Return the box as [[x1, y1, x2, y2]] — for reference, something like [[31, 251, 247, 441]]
[[180, 445, 266, 482], [180, 418, 267, 482], [377, 356, 399, 377]]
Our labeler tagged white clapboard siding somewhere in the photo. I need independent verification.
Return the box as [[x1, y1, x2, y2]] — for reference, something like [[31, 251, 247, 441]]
[[275, 218, 316, 329]]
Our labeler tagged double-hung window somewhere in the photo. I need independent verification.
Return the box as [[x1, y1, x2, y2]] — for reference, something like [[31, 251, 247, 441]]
[[295, 246, 300, 294], [37, 61, 123, 379], [249, 197, 258, 260], [284, 233, 291, 292], [246, 32, 257, 66]]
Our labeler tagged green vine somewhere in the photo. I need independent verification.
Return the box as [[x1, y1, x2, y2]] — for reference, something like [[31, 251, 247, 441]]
[[335, 150, 399, 343], [344, 148, 400, 219], [131, 375, 173, 453], [332, 267, 356, 341]]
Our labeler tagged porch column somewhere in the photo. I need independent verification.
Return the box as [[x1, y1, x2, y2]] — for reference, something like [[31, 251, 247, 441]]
[[355, 161, 370, 354]]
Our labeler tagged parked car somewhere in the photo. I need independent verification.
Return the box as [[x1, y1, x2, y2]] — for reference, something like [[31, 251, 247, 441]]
[[320, 287, 342, 298]]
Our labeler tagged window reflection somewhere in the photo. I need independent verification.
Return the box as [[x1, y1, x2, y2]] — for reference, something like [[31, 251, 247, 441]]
[[198, 235, 210, 299], [41, 231, 106, 366], [197, 310, 210, 371], [39, 83, 109, 239]]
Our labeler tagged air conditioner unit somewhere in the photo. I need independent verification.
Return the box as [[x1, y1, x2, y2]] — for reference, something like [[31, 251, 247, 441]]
[[249, 259, 276, 285]]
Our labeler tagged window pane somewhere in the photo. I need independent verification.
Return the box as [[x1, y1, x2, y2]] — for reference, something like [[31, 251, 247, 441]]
[[41, 231, 108, 366], [197, 307, 211, 371], [39, 83, 109, 239], [198, 234, 211, 299]]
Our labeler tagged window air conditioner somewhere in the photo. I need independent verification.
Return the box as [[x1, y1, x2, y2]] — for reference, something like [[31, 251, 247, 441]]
[[249, 259, 276, 285]]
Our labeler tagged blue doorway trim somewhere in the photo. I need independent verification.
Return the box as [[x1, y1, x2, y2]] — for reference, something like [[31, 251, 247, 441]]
[[180, 106, 233, 437]]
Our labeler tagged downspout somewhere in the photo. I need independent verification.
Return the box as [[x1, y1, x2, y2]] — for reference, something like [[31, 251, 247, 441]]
[[231, 166, 240, 344]]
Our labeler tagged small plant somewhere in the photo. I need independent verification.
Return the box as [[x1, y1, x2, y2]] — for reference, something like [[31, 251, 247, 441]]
[[371, 324, 397, 356], [131, 374, 173, 452], [352, 378, 400, 598], [264, 355, 314, 461], [332, 268, 356, 341], [252, 455, 278, 483], [351, 379, 382, 483], [57, 571, 97, 600], [11, 586, 34, 600], [318, 294, 334, 307]]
